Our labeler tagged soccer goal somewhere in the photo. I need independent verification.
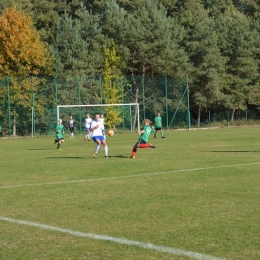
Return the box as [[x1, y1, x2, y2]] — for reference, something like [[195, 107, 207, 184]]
[[56, 103, 140, 133]]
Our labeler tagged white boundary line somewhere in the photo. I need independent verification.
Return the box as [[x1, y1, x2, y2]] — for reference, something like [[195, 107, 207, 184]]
[[0, 216, 225, 260], [1, 161, 260, 190]]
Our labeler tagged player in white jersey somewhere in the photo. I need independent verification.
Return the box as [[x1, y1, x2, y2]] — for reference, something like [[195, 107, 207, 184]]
[[84, 113, 92, 142], [68, 116, 76, 138], [100, 113, 106, 140], [90, 113, 108, 158]]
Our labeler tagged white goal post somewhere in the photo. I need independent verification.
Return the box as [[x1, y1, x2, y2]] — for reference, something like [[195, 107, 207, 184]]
[[57, 103, 140, 132]]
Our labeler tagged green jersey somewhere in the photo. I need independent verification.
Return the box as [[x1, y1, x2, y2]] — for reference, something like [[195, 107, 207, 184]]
[[154, 116, 162, 128], [55, 124, 65, 139], [140, 125, 154, 142]]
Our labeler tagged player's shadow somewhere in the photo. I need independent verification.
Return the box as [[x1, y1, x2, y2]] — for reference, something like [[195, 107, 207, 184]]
[[46, 156, 84, 159], [109, 155, 129, 158], [27, 149, 52, 151]]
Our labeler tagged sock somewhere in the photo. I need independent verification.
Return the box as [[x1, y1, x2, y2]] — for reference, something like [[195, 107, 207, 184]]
[[104, 145, 108, 156], [161, 131, 164, 137], [95, 144, 100, 153], [57, 143, 60, 148], [131, 147, 137, 157], [139, 144, 150, 148]]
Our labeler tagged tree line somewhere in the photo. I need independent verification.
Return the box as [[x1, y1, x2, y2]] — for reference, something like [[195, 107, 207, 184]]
[[1, 0, 260, 126]]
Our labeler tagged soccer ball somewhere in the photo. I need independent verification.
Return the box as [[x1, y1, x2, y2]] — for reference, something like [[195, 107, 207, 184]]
[[107, 129, 114, 136]]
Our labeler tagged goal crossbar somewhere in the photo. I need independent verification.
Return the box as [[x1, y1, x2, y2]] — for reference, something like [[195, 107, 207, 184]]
[[57, 103, 140, 132]]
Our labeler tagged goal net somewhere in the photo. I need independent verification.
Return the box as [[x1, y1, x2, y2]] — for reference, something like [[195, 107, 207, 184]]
[[55, 103, 140, 134]]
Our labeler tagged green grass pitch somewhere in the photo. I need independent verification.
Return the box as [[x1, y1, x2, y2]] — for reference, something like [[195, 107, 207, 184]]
[[0, 126, 260, 260]]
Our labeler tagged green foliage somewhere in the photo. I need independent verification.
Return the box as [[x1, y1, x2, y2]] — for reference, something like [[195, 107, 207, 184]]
[[215, 9, 260, 111], [102, 40, 124, 128], [178, 0, 226, 124], [52, 4, 105, 77], [2, 0, 260, 126]]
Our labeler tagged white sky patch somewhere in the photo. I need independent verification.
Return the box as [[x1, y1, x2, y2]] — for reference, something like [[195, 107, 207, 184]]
[[0, 216, 226, 260], [1, 161, 260, 190]]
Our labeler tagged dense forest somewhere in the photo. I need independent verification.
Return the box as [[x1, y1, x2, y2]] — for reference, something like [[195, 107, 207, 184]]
[[1, 0, 260, 132]]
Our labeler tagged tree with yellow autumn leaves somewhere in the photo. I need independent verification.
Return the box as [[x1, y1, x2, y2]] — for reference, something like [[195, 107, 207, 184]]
[[101, 40, 126, 129], [0, 7, 53, 135], [0, 7, 52, 76]]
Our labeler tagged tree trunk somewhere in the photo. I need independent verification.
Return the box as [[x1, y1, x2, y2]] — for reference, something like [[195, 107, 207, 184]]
[[197, 105, 201, 127], [132, 72, 139, 131], [13, 118, 16, 136], [132, 66, 146, 131], [231, 108, 235, 122]]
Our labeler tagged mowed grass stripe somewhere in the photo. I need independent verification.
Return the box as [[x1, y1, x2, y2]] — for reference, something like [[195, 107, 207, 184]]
[[0, 216, 226, 260], [0, 161, 260, 189]]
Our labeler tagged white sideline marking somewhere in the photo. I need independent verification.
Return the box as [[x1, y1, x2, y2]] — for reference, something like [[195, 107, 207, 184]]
[[1, 161, 260, 190], [0, 216, 225, 260]]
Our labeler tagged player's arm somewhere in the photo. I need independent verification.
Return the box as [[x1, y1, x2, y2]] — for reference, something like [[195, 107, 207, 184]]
[[90, 122, 99, 131], [139, 129, 145, 135]]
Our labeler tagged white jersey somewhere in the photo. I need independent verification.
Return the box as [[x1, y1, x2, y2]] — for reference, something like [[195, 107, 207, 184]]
[[68, 119, 74, 127], [100, 118, 105, 129], [84, 118, 92, 129], [91, 120, 103, 137]]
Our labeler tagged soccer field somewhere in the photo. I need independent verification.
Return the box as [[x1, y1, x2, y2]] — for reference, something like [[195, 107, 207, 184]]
[[0, 127, 259, 260]]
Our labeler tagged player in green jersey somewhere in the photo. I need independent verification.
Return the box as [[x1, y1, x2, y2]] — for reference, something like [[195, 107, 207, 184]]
[[130, 119, 155, 159], [54, 119, 65, 150], [154, 112, 165, 138]]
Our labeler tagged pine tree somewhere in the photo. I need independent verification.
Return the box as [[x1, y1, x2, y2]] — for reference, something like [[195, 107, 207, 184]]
[[177, 0, 226, 125], [215, 8, 260, 121], [52, 4, 105, 77]]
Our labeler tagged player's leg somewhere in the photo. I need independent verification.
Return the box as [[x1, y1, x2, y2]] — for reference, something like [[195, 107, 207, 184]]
[[101, 138, 108, 158], [139, 143, 155, 148], [57, 138, 64, 149], [84, 130, 87, 141], [154, 128, 158, 138], [54, 137, 58, 144], [131, 139, 143, 158], [87, 129, 91, 141], [131, 143, 138, 158], [93, 137, 101, 157], [160, 129, 165, 138]]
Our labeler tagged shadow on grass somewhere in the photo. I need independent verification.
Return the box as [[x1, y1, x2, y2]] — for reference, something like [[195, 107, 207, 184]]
[[45, 155, 129, 159], [108, 155, 129, 158], [27, 149, 52, 151], [46, 157, 85, 159]]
